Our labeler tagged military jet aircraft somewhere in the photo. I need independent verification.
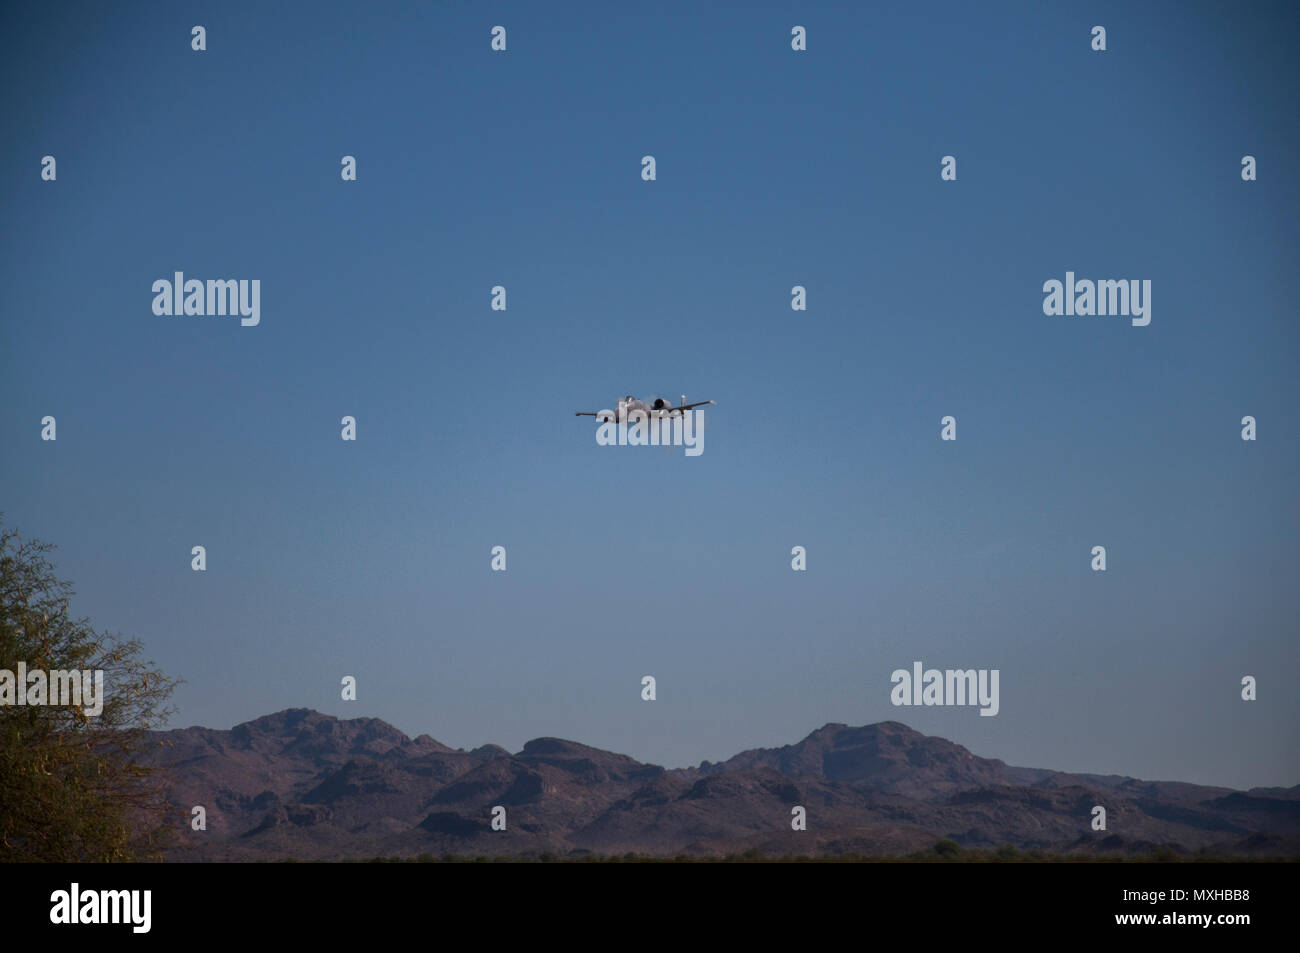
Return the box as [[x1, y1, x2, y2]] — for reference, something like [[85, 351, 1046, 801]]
[[575, 395, 716, 423]]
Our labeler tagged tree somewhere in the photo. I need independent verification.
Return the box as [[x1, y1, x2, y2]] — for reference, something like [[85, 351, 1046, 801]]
[[933, 839, 962, 858], [0, 517, 178, 861]]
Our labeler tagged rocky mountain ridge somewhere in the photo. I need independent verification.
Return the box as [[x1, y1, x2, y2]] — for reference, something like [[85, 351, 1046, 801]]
[[151, 709, 1299, 860]]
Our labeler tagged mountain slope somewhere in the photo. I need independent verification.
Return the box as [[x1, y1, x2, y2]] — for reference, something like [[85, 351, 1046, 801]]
[[150, 709, 1300, 860]]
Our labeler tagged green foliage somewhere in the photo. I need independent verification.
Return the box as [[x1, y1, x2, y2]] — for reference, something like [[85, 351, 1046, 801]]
[[0, 518, 178, 861], [933, 839, 962, 857]]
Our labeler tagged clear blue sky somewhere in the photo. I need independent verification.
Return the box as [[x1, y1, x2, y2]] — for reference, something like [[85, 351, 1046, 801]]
[[2, 1, 1297, 789]]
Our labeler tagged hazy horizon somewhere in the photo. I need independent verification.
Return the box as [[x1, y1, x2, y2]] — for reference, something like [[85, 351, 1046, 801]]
[[3, 0, 1297, 791]]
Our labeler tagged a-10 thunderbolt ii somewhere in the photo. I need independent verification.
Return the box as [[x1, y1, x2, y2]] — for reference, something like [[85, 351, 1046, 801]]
[[575, 395, 716, 423]]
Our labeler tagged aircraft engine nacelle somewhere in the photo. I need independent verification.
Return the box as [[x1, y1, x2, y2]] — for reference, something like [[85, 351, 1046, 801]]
[[652, 398, 673, 412]]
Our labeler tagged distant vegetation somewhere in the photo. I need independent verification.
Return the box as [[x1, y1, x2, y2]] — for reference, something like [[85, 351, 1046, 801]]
[[324, 843, 1296, 864]]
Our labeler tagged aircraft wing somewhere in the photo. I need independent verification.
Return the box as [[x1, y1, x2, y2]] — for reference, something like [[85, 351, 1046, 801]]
[[575, 400, 713, 417]]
